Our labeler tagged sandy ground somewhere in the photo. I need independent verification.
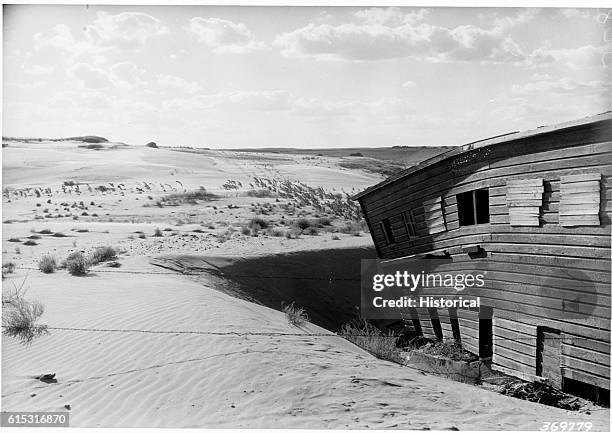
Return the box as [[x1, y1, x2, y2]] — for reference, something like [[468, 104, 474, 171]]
[[3, 257, 610, 429], [2, 140, 610, 429]]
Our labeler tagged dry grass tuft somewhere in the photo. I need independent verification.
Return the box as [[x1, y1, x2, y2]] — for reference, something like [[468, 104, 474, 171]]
[[2, 280, 48, 344], [63, 252, 89, 276], [282, 302, 308, 326], [339, 318, 403, 364], [89, 246, 117, 265], [38, 255, 57, 273]]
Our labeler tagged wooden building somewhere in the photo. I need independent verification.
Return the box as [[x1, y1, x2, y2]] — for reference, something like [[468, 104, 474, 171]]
[[353, 113, 611, 396]]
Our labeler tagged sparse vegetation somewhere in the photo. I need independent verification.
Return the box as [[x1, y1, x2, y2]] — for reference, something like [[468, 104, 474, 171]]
[[2, 262, 16, 278], [249, 217, 269, 230], [2, 280, 48, 344], [64, 252, 89, 276], [283, 302, 308, 326], [245, 189, 275, 198], [339, 318, 402, 364], [23, 240, 38, 246], [38, 255, 58, 273], [153, 228, 163, 237], [89, 246, 117, 265], [158, 188, 219, 206]]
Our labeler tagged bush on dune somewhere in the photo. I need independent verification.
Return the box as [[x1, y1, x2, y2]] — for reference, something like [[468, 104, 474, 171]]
[[2, 282, 48, 344], [63, 252, 89, 276], [339, 318, 402, 364], [38, 255, 57, 273], [282, 302, 308, 326], [89, 246, 117, 265]]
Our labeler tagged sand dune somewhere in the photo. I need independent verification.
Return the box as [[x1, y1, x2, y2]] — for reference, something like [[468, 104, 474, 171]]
[[2, 257, 609, 429]]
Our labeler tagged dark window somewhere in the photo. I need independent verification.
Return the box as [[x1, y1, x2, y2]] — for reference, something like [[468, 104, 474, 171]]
[[379, 218, 395, 245], [402, 209, 417, 238], [457, 189, 490, 226]]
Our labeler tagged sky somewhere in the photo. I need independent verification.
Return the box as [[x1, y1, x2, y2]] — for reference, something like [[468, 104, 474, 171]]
[[3, 5, 611, 148]]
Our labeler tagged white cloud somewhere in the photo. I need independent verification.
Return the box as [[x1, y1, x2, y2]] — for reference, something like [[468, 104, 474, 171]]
[[291, 96, 413, 118], [511, 77, 608, 95], [85, 11, 168, 49], [164, 90, 292, 112], [22, 64, 54, 75], [68, 63, 111, 89], [353, 7, 428, 26], [187, 17, 268, 54], [157, 74, 201, 94], [558, 9, 593, 20], [274, 7, 543, 64], [535, 45, 609, 69], [110, 62, 146, 88], [34, 12, 167, 58], [401, 80, 416, 88]]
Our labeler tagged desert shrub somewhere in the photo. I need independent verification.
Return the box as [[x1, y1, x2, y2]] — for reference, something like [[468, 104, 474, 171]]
[[8, 238, 21, 242], [420, 341, 478, 362], [302, 227, 319, 236], [241, 226, 251, 236], [15, 247, 21, 255], [153, 228, 163, 237], [138, 233, 146, 239], [217, 230, 233, 243], [245, 189, 275, 198], [76, 229, 89, 233], [282, 302, 308, 326], [249, 217, 269, 230], [2, 293, 48, 344], [293, 218, 312, 230], [28, 234, 41, 239], [349, 152, 364, 157], [339, 221, 368, 235], [64, 252, 89, 276], [38, 255, 57, 273], [2, 262, 16, 278], [316, 217, 333, 226], [163, 228, 173, 232], [39, 229, 52, 235], [145, 141, 158, 148], [284, 228, 301, 239], [339, 319, 402, 364], [52, 232, 67, 237], [270, 228, 285, 237], [89, 246, 117, 265], [23, 240, 38, 246], [160, 189, 218, 205]]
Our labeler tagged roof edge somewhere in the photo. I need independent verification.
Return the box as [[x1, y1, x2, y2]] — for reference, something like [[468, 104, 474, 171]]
[[352, 111, 612, 201]]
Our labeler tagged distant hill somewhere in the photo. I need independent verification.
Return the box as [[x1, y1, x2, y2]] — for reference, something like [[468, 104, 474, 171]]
[[229, 146, 455, 165], [2, 135, 109, 143]]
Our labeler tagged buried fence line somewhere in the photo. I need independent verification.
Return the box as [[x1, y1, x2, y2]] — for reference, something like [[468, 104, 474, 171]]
[[0, 324, 586, 342], [13, 265, 361, 281]]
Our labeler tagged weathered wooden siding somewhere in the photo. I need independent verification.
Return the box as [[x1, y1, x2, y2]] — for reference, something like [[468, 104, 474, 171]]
[[357, 116, 612, 390]]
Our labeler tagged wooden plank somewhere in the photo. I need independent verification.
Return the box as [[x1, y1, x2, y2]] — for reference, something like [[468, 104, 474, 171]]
[[560, 173, 602, 183], [507, 200, 542, 207], [539, 329, 563, 388], [562, 368, 610, 390], [562, 344, 610, 367], [507, 179, 545, 187], [494, 317, 536, 335], [560, 216, 601, 227], [495, 336, 537, 357], [562, 356, 610, 379], [493, 352, 535, 375], [496, 345, 537, 367]]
